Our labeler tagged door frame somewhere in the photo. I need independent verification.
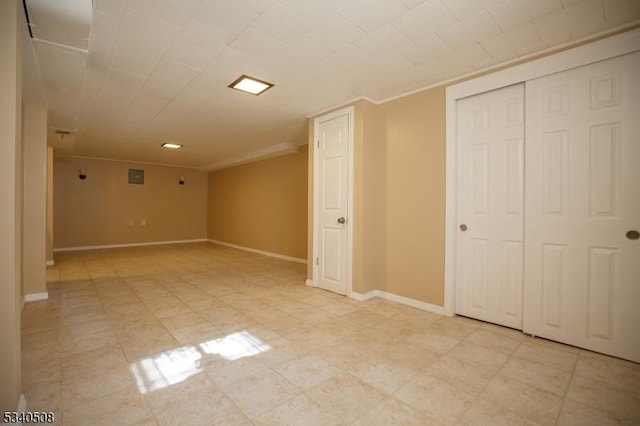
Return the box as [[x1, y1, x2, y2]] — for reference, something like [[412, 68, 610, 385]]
[[310, 106, 355, 296], [444, 28, 640, 317]]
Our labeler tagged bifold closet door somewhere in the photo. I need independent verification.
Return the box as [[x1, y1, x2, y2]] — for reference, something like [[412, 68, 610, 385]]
[[524, 51, 640, 362], [456, 83, 525, 330]]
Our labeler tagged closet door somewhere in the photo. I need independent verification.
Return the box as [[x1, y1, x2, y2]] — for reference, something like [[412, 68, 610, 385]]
[[524, 52, 640, 362], [456, 84, 525, 330]]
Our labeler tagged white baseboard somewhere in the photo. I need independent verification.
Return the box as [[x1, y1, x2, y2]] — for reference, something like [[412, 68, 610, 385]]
[[46, 259, 54, 266], [377, 290, 446, 316], [349, 290, 378, 301], [305, 279, 315, 287], [1, 394, 27, 425], [53, 238, 208, 252], [24, 292, 49, 303], [208, 239, 307, 264]]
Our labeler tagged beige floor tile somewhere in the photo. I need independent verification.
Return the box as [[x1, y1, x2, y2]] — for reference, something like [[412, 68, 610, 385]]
[[62, 365, 138, 407], [274, 354, 341, 390], [425, 356, 496, 394], [395, 374, 476, 424], [458, 399, 542, 426], [480, 375, 564, 425], [446, 341, 510, 371], [253, 394, 344, 426], [305, 373, 387, 423], [513, 339, 579, 372], [574, 350, 640, 396], [497, 357, 572, 396], [22, 245, 639, 426], [63, 387, 151, 426], [565, 374, 640, 425], [352, 397, 444, 426], [556, 398, 622, 426], [464, 328, 523, 353], [222, 369, 300, 417], [348, 356, 419, 395]]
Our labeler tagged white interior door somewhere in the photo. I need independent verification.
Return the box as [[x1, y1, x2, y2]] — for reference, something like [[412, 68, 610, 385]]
[[524, 52, 640, 362], [315, 112, 350, 295], [455, 84, 525, 330]]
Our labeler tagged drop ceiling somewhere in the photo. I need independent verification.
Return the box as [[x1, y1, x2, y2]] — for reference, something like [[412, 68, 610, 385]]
[[22, 0, 640, 169]]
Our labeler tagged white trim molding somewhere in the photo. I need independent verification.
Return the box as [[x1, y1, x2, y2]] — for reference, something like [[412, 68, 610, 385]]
[[349, 290, 378, 302], [1, 394, 27, 425], [207, 240, 307, 264], [444, 28, 640, 317], [46, 259, 54, 267], [24, 292, 48, 303], [305, 279, 315, 287], [53, 238, 208, 252], [348, 289, 446, 316]]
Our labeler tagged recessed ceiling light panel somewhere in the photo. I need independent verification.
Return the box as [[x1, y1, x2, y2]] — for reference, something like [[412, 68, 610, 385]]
[[229, 75, 274, 95], [161, 143, 182, 149]]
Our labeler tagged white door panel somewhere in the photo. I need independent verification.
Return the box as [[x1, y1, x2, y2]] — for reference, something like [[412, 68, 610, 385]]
[[524, 51, 640, 362], [456, 83, 525, 329], [316, 113, 350, 295]]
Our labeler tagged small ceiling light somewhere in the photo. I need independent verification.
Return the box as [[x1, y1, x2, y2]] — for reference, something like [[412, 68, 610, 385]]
[[161, 143, 182, 149], [228, 75, 274, 95]]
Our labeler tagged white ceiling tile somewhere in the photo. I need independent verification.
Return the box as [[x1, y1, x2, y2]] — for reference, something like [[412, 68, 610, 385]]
[[353, 24, 413, 58], [237, 0, 278, 13], [436, 43, 491, 74], [321, 44, 377, 72], [442, 0, 508, 20], [398, 0, 429, 10], [92, 10, 122, 39], [534, 0, 607, 42], [195, 0, 259, 36], [95, 0, 129, 18], [165, 41, 218, 70], [305, 16, 366, 49], [100, 69, 147, 103], [128, 94, 171, 121], [397, 34, 454, 65], [128, 0, 200, 26], [604, 0, 640, 26], [480, 22, 540, 57], [339, 0, 408, 31], [515, 32, 571, 55], [253, 2, 315, 43], [489, 0, 562, 31], [262, 37, 331, 75], [230, 28, 289, 61], [117, 9, 181, 51], [178, 19, 234, 54], [141, 60, 200, 99], [278, 0, 351, 20], [437, 12, 502, 49], [391, 0, 459, 41], [369, 53, 415, 77], [110, 39, 165, 75]]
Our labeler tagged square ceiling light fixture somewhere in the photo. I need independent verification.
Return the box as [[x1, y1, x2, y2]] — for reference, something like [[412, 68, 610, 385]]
[[228, 75, 274, 95], [161, 142, 182, 149]]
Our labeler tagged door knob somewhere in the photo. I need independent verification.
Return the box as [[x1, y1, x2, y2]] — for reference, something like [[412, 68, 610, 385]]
[[459, 224, 467, 231], [626, 230, 639, 240], [337, 217, 346, 224]]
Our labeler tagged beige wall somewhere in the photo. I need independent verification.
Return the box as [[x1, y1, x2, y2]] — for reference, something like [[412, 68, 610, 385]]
[[208, 146, 308, 260], [0, 0, 22, 412], [379, 88, 447, 305], [22, 105, 48, 296], [54, 157, 207, 248], [46, 145, 54, 262]]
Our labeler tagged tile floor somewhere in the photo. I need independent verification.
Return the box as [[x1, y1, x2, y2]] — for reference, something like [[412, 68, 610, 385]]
[[21, 243, 640, 425]]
